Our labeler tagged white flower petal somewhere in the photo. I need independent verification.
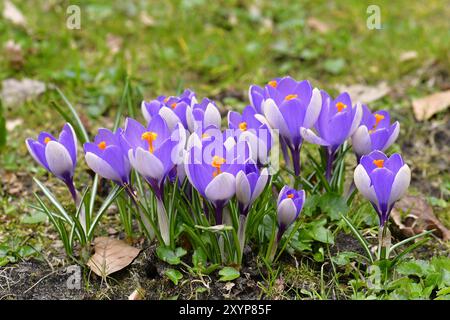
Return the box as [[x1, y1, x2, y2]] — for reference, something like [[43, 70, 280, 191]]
[[277, 198, 297, 228], [238, 131, 258, 163], [303, 88, 322, 128], [205, 172, 236, 202], [45, 141, 74, 178], [159, 106, 181, 131], [236, 171, 251, 206], [85, 152, 122, 182], [250, 169, 269, 203], [141, 101, 152, 123], [388, 164, 411, 206], [300, 128, 330, 146], [263, 99, 290, 139], [349, 102, 363, 136], [204, 103, 221, 128], [351, 126, 372, 156], [353, 164, 378, 205], [277, 185, 289, 204], [382, 121, 400, 151], [129, 147, 164, 181]]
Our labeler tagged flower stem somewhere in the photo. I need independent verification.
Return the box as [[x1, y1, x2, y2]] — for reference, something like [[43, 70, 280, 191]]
[[325, 148, 334, 181], [290, 146, 301, 176]]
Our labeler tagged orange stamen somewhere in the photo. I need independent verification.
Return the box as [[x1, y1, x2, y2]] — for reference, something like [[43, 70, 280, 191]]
[[268, 80, 277, 88], [44, 137, 52, 144], [98, 141, 107, 150], [369, 114, 386, 134], [211, 155, 225, 177], [336, 102, 347, 112], [285, 94, 298, 101], [141, 131, 158, 153], [373, 159, 384, 168], [239, 122, 248, 131], [287, 194, 294, 199], [171, 102, 177, 109]]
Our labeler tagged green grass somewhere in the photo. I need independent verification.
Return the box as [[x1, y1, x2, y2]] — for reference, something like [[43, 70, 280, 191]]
[[0, 0, 449, 300]]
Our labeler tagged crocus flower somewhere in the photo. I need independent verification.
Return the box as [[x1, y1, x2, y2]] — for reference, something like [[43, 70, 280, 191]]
[[235, 161, 269, 216], [84, 128, 131, 186], [188, 98, 222, 132], [258, 76, 322, 175], [141, 89, 197, 131], [26, 123, 78, 200], [276, 186, 305, 240], [352, 105, 400, 161], [228, 105, 272, 165], [354, 150, 411, 226], [184, 132, 249, 224], [301, 91, 362, 179]]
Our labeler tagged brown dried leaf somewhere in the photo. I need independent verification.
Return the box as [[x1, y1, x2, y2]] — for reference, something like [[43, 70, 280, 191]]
[[399, 51, 418, 62], [1, 78, 46, 107], [4, 40, 24, 69], [391, 195, 450, 241], [87, 237, 140, 277], [412, 90, 450, 121], [306, 17, 330, 34], [139, 12, 155, 27], [336, 82, 390, 104], [128, 288, 145, 300], [106, 34, 122, 55], [3, 0, 27, 26]]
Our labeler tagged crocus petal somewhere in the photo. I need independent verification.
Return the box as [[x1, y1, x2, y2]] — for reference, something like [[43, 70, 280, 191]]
[[85, 152, 122, 182], [263, 99, 290, 139], [300, 128, 330, 146], [250, 168, 269, 203], [205, 172, 236, 202], [388, 164, 411, 206], [348, 102, 363, 136], [129, 147, 164, 181], [352, 126, 372, 156], [45, 141, 74, 178], [141, 101, 152, 123], [381, 121, 400, 151], [59, 123, 77, 167], [26, 139, 49, 170], [277, 198, 297, 229], [159, 106, 182, 131], [303, 88, 322, 128], [354, 164, 378, 205], [236, 171, 251, 206], [277, 185, 289, 204], [204, 103, 221, 128]]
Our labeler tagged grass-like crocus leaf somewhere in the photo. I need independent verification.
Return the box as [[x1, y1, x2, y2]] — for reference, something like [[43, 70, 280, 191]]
[[340, 213, 374, 264]]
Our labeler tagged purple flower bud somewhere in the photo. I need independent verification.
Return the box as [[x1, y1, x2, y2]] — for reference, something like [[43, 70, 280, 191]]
[[354, 150, 411, 226], [277, 186, 305, 239], [235, 161, 269, 215]]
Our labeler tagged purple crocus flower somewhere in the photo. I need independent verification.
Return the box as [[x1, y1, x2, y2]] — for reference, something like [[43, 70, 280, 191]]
[[352, 105, 400, 161], [84, 128, 131, 186], [257, 76, 322, 175], [228, 105, 272, 165], [354, 150, 411, 226], [188, 98, 222, 132], [141, 89, 197, 130], [235, 161, 269, 216], [122, 115, 183, 199], [26, 123, 78, 201], [301, 91, 362, 179], [277, 186, 305, 240], [184, 132, 250, 224]]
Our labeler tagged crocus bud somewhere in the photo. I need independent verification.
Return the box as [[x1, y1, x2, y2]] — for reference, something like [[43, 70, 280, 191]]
[[354, 150, 410, 226], [277, 186, 305, 239], [235, 162, 269, 215]]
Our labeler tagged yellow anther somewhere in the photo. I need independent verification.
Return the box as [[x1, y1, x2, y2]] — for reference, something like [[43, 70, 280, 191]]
[[171, 102, 177, 109], [268, 80, 278, 88], [98, 141, 107, 150], [239, 122, 248, 131], [373, 159, 384, 168], [285, 94, 298, 101], [141, 131, 158, 153], [211, 155, 225, 177], [202, 133, 209, 139], [287, 194, 294, 199], [336, 102, 347, 112], [44, 137, 52, 144]]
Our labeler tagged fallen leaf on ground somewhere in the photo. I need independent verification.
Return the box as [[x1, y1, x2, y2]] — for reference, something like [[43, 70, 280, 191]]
[[336, 82, 390, 104], [87, 237, 141, 277], [391, 195, 450, 241], [106, 34, 123, 55], [4, 40, 24, 69], [128, 287, 145, 300], [1, 78, 46, 107], [412, 90, 450, 121], [307, 17, 330, 33], [139, 12, 155, 26], [399, 51, 418, 62], [6, 118, 23, 131], [3, 0, 27, 26]]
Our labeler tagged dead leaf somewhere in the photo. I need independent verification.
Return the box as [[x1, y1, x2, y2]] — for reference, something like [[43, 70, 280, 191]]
[[336, 82, 391, 104], [3, 0, 27, 26], [399, 51, 418, 62], [391, 195, 450, 241], [307, 17, 330, 34], [4, 40, 24, 69], [1, 78, 46, 107], [128, 287, 145, 300], [412, 90, 450, 121], [106, 34, 122, 55], [6, 118, 23, 131], [139, 12, 155, 27], [87, 237, 141, 277]]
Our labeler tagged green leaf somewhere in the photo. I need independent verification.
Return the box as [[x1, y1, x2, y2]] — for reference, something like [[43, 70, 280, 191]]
[[308, 219, 334, 244], [323, 58, 346, 74], [21, 211, 48, 224], [313, 247, 325, 262], [192, 248, 207, 268], [332, 251, 359, 266], [165, 268, 183, 285], [0, 99, 6, 148], [318, 193, 349, 221], [156, 247, 187, 265], [218, 267, 240, 281], [396, 260, 430, 277]]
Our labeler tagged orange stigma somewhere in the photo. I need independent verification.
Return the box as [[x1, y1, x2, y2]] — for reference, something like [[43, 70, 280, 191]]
[[211, 155, 225, 177], [268, 80, 277, 88], [98, 141, 107, 150], [336, 102, 347, 112], [285, 94, 298, 101], [287, 194, 294, 199], [171, 102, 177, 109], [373, 159, 384, 168], [369, 114, 386, 134], [141, 131, 158, 153], [239, 122, 248, 131], [44, 137, 52, 144]]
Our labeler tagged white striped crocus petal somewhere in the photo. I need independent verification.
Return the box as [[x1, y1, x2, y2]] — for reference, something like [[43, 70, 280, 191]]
[[45, 141, 75, 179]]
